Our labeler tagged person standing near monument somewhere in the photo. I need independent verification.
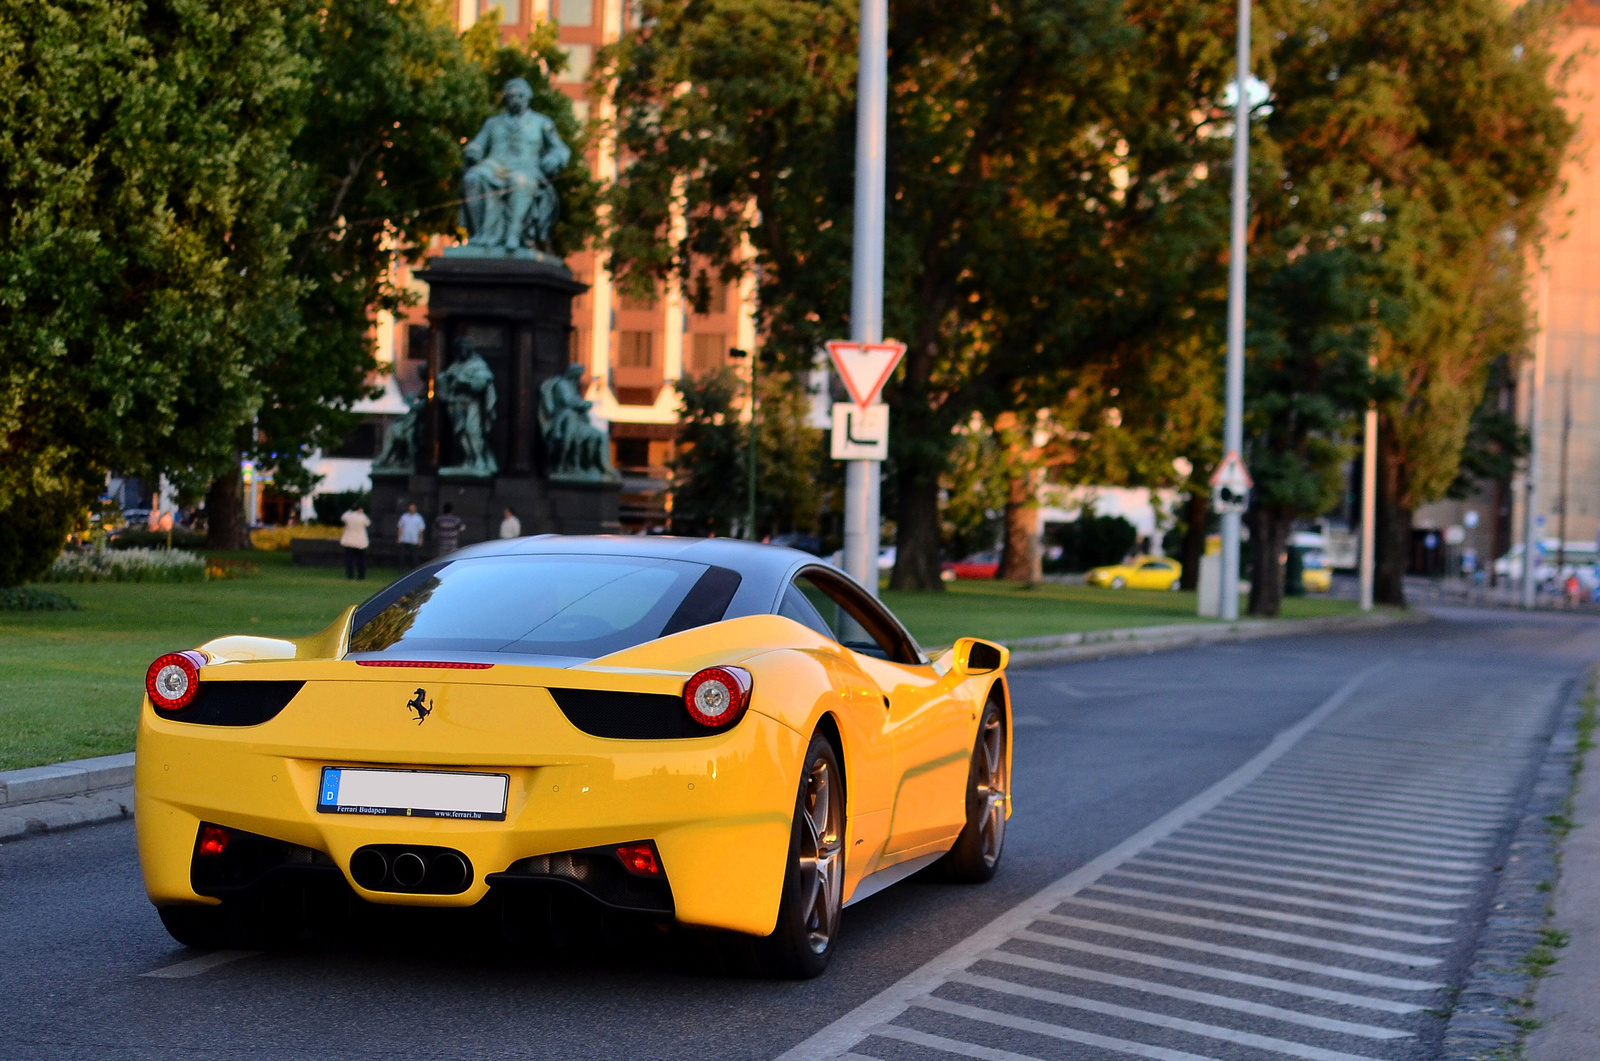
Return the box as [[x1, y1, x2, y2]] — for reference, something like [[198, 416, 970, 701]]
[[340, 505, 371, 581], [499, 506, 521, 539], [434, 503, 465, 555], [396, 504, 426, 568]]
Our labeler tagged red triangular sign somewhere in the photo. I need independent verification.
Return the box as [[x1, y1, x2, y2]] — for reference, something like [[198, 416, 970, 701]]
[[826, 340, 907, 408], [1210, 450, 1253, 491]]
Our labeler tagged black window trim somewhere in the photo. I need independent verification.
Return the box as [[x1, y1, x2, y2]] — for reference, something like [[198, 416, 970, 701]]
[[787, 564, 924, 666]]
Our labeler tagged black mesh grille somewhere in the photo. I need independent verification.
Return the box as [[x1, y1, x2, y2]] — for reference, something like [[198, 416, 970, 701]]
[[548, 688, 734, 739], [157, 681, 305, 726], [490, 847, 673, 914]]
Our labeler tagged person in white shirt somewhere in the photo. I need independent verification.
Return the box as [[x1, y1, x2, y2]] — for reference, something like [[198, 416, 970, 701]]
[[500, 506, 522, 539], [396, 504, 426, 568], [340, 506, 371, 581]]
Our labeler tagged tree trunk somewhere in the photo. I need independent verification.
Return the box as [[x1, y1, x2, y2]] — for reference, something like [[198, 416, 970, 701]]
[[998, 471, 1041, 583], [890, 468, 945, 591], [1374, 426, 1408, 606], [1247, 506, 1290, 617], [205, 463, 252, 551], [1179, 488, 1208, 591]]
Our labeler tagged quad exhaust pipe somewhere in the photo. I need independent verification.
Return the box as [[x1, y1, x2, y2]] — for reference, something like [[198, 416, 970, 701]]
[[348, 845, 472, 894]]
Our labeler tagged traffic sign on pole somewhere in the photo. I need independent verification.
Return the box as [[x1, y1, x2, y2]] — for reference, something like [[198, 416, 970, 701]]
[[1210, 449, 1252, 514], [830, 403, 889, 460], [826, 340, 905, 409]]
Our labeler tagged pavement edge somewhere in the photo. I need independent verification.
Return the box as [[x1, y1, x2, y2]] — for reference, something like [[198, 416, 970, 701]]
[[0, 752, 136, 843]]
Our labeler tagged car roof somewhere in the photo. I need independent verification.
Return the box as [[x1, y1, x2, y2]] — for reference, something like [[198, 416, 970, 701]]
[[440, 534, 849, 621]]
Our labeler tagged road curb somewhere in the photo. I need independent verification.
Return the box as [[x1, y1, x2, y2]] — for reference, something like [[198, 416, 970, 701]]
[[0, 753, 136, 842], [1438, 671, 1587, 1060], [1000, 608, 1419, 668]]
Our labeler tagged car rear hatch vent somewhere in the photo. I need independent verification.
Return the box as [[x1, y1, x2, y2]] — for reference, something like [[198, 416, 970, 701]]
[[547, 688, 724, 739], [156, 681, 305, 726]]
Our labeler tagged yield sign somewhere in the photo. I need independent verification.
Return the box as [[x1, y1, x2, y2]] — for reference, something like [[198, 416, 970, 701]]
[[826, 340, 907, 408], [1210, 450, 1253, 514]]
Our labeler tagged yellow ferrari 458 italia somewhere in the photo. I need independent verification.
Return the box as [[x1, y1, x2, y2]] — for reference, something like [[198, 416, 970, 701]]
[[136, 536, 1011, 977], [1084, 555, 1183, 591]]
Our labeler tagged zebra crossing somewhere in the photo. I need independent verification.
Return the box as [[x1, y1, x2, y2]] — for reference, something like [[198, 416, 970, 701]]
[[779, 664, 1565, 1061]]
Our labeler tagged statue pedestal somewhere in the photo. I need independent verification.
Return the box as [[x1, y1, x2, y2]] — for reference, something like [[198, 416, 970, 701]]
[[367, 256, 619, 551]]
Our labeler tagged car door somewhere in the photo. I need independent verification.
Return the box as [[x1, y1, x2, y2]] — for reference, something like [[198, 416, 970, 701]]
[[791, 568, 973, 859], [1130, 558, 1168, 589]]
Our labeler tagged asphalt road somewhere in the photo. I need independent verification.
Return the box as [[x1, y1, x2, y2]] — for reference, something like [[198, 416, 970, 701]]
[[2, 607, 1595, 1061]]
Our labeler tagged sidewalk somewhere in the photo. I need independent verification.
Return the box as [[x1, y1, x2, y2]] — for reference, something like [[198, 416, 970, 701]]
[[1527, 704, 1600, 1059], [0, 753, 134, 841]]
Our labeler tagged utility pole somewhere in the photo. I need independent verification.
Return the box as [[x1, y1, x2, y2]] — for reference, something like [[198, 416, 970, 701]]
[[842, 0, 889, 596], [1359, 356, 1376, 612], [1219, 0, 1252, 622], [1522, 271, 1548, 608]]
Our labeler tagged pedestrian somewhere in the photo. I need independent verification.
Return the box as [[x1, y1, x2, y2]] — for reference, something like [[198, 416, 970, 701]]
[[340, 504, 371, 580], [434, 503, 464, 555], [397, 503, 426, 568], [499, 505, 521, 539]]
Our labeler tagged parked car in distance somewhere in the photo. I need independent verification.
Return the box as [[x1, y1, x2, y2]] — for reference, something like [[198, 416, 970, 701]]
[[1301, 550, 1333, 593], [943, 552, 1001, 581], [1085, 556, 1183, 591]]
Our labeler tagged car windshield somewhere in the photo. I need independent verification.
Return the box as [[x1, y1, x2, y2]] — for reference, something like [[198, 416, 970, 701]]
[[347, 554, 732, 661]]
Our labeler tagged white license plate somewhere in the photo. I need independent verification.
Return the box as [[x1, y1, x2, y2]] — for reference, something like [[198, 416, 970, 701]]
[[317, 767, 508, 821]]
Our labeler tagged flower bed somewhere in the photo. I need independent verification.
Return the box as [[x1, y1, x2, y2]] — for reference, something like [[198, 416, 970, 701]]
[[45, 548, 207, 583]]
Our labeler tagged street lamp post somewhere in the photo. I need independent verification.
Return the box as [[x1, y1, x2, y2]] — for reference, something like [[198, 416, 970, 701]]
[[1219, 0, 1252, 622]]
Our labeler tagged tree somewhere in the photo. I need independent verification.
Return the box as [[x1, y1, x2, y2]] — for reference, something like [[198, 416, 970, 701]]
[[753, 369, 830, 538], [0, 0, 308, 583], [669, 368, 746, 536]]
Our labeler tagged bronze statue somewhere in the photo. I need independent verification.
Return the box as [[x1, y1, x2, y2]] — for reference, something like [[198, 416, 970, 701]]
[[539, 364, 619, 481], [461, 78, 571, 254], [438, 339, 498, 477], [371, 394, 424, 474]]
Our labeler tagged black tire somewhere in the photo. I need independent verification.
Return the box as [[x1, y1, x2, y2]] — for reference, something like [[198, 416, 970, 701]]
[[938, 697, 1009, 883], [1110, 576, 1126, 589], [755, 732, 846, 979], [158, 904, 248, 949]]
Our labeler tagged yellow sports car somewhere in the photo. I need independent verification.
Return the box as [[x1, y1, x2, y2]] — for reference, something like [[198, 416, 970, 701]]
[[1084, 555, 1183, 590], [136, 537, 1011, 978]]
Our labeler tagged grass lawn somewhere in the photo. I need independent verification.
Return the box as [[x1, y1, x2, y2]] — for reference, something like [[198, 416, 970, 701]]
[[0, 555, 1358, 771]]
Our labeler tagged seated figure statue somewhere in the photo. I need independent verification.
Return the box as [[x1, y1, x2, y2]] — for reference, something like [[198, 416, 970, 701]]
[[460, 77, 571, 253], [539, 365, 619, 482]]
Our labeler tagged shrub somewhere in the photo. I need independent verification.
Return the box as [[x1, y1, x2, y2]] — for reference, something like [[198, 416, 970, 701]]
[[0, 484, 93, 587], [0, 586, 79, 611], [250, 524, 342, 551], [44, 547, 207, 583], [1044, 513, 1140, 573], [108, 528, 207, 551], [312, 491, 371, 527], [204, 557, 261, 580]]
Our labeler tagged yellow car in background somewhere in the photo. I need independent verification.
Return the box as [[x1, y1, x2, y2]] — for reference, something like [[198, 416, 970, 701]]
[[1300, 550, 1333, 593], [1085, 556, 1183, 591]]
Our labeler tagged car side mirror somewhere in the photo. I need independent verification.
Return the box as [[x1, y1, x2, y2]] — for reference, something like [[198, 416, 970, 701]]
[[951, 637, 1007, 675]]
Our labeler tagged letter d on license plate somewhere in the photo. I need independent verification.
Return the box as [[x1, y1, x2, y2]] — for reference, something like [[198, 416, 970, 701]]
[[318, 767, 508, 820]]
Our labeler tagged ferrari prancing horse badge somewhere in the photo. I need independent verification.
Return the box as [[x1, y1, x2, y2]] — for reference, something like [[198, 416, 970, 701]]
[[406, 687, 433, 725]]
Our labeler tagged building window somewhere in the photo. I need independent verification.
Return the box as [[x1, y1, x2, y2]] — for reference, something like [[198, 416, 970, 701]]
[[480, 0, 520, 23], [613, 438, 649, 470], [559, 44, 592, 83], [617, 331, 653, 368], [618, 288, 657, 312], [558, 0, 593, 25], [568, 327, 588, 363], [407, 324, 431, 361], [691, 333, 726, 373], [330, 421, 381, 459], [616, 386, 656, 406]]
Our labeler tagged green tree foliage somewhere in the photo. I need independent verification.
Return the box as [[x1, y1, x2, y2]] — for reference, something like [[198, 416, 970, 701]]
[[0, 0, 307, 583], [1448, 357, 1527, 500], [753, 370, 829, 537], [669, 368, 746, 536], [940, 425, 1008, 564]]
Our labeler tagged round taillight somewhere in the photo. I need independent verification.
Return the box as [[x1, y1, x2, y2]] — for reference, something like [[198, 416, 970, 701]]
[[682, 666, 753, 728], [146, 651, 206, 711]]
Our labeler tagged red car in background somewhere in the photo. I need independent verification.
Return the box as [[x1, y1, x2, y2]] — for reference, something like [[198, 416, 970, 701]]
[[943, 552, 1001, 580]]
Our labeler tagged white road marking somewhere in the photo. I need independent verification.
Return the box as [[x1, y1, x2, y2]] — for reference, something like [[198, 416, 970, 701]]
[[938, 981, 1387, 1061], [1104, 869, 1460, 923], [1157, 836, 1480, 882], [1222, 792, 1505, 832], [140, 951, 258, 979], [874, 1019, 1219, 1061], [1198, 810, 1492, 853], [1125, 857, 1469, 908], [1081, 886, 1454, 944], [1180, 824, 1484, 870], [1007, 931, 1425, 1013], [1031, 916, 1444, 989], [976, 951, 1413, 1039], [772, 666, 1387, 1061], [1250, 774, 1516, 810], [1050, 902, 1446, 965]]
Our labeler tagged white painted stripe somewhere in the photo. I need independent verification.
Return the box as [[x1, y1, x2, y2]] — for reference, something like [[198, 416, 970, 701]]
[[1260, 757, 1521, 787], [1243, 787, 1511, 823], [1157, 836, 1479, 883], [1223, 793, 1503, 833], [946, 974, 1387, 1061], [1051, 901, 1445, 966], [1007, 931, 1424, 1013], [1084, 886, 1454, 944], [1181, 823, 1484, 870], [874, 1017, 1220, 1061], [1252, 773, 1515, 808], [1200, 810, 1492, 853], [1106, 869, 1460, 923], [1253, 767, 1519, 798], [1126, 857, 1469, 909], [140, 951, 258, 979], [1032, 915, 1444, 989], [771, 665, 1388, 1061], [977, 951, 1413, 1039]]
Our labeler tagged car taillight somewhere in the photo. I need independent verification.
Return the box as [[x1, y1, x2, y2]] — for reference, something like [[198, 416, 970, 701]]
[[682, 666, 752, 728], [615, 842, 662, 877], [197, 824, 232, 858], [146, 651, 206, 711]]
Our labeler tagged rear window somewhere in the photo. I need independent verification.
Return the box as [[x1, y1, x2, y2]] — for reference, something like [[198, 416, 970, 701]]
[[347, 555, 739, 661]]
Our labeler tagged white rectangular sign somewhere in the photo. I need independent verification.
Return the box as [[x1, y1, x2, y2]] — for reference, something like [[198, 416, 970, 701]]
[[831, 403, 889, 460], [318, 767, 509, 821]]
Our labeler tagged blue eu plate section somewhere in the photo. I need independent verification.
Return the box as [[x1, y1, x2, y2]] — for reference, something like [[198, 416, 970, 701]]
[[320, 768, 343, 808]]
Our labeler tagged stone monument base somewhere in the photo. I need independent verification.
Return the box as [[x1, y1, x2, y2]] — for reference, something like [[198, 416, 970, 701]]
[[370, 472, 621, 552]]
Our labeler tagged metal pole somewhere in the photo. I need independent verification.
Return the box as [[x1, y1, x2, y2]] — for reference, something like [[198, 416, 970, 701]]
[[1557, 367, 1570, 577], [1219, 0, 1251, 621], [746, 351, 758, 540], [1359, 403, 1376, 611], [843, 0, 888, 597], [1522, 271, 1548, 608]]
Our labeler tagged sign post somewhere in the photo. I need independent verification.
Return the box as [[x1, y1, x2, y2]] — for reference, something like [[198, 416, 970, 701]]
[[1219, 0, 1253, 621], [829, 341, 905, 587], [1208, 450, 1251, 618]]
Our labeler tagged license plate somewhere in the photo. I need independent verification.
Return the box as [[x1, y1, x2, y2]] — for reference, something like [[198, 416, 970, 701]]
[[317, 767, 509, 821]]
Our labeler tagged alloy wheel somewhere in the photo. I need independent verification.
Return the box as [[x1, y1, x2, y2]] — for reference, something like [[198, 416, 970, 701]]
[[975, 713, 1008, 868], [797, 754, 844, 954]]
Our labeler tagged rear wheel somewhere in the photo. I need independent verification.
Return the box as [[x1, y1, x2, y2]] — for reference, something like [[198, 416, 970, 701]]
[[1110, 576, 1126, 589], [938, 697, 1009, 882], [158, 904, 247, 949], [755, 732, 845, 978]]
